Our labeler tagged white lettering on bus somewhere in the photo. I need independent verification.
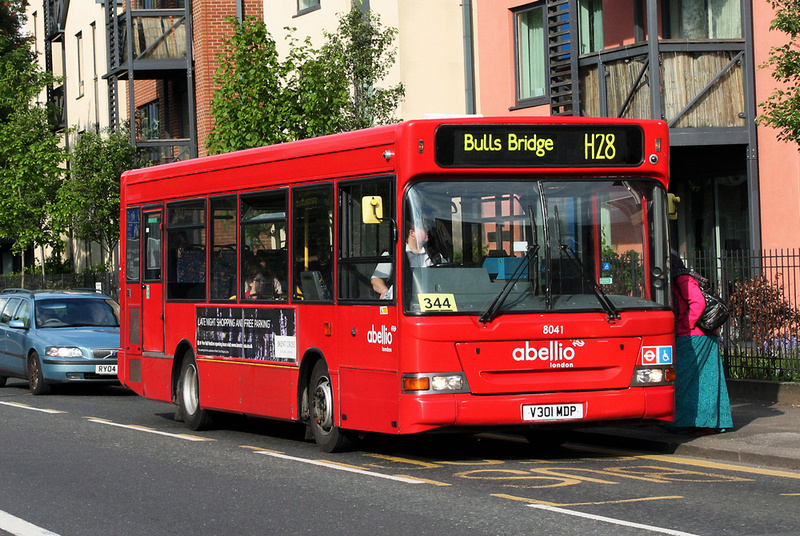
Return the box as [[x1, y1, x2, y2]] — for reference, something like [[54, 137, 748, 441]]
[[367, 324, 394, 346], [512, 341, 579, 362]]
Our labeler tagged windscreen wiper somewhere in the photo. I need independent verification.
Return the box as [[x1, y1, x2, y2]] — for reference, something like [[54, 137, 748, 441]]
[[537, 182, 553, 309], [478, 243, 539, 325], [553, 205, 620, 322]]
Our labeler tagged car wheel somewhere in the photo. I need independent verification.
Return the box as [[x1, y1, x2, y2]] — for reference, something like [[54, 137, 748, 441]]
[[308, 360, 355, 453], [28, 352, 50, 396], [178, 354, 213, 431]]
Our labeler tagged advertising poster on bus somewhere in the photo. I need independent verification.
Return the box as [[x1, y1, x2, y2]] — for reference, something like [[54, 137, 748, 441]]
[[196, 307, 296, 363]]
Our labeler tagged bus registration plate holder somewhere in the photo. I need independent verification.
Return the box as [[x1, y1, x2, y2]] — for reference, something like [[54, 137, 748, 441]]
[[522, 403, 583, 421]]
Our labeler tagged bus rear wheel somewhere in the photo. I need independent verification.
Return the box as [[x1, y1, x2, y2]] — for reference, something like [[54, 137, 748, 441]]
[[178, 354, 213, 431], [309, 360, 355, 453]]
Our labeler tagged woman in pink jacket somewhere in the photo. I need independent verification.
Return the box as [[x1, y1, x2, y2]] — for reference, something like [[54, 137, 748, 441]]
[[668, 253, 733, 435]]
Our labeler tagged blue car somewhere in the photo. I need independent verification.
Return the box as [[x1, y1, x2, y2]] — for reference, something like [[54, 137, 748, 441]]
[[0, 289, 120, 395]]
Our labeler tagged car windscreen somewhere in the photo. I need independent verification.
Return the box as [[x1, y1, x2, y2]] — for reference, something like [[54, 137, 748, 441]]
[[35, 298, 120, 329]]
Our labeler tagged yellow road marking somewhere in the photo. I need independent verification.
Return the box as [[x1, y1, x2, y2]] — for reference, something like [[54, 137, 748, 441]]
[[492, 493, 684, 506]]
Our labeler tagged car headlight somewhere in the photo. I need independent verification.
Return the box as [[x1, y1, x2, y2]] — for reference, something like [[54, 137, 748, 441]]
[[45, 347, 84, 358]]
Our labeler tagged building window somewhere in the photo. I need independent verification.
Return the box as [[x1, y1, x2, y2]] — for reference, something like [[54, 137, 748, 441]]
[[297, 0, 320, 16], [667, 0, 742, 39], [578, 0, 603, 54], [76, 32, 84, 98], [514, 4, 547, 107], [137, 101, 161, 140]]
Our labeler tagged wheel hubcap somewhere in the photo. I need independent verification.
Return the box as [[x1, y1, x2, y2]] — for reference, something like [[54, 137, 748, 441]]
[[28, 359, 39, 389], [182, 364, 199, 414], [312, 377, 334, 435]]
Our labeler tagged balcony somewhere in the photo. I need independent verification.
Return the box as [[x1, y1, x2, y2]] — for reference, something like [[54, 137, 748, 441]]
[[579, 40, 747, 142], [108, 0, 189, 77]]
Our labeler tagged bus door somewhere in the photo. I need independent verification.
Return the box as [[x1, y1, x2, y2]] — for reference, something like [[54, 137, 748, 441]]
[[141, 208, 165, 353], [123, 208, 143, 363], [334, 179, 400, 433]]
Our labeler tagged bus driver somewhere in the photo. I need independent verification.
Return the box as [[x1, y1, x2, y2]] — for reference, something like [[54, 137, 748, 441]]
[[371, 219, 446, 299]]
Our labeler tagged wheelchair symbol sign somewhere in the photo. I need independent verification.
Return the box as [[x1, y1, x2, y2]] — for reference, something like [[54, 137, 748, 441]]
[[642, 345, 673, 365]]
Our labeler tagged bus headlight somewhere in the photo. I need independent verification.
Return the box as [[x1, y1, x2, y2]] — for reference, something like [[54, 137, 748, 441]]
[[403, 373, 469, 394], [631, 367, 675, 385], [431, 375, 463, 391]]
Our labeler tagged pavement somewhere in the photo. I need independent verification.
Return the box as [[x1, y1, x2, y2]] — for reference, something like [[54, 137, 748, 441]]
[[570, 379, 800, 471]]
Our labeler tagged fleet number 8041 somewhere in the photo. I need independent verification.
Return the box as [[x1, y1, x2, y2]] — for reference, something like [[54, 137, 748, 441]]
[[543, 325, 564, 335]]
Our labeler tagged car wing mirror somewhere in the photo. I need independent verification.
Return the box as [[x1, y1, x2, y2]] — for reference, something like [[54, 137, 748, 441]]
[[9, 320, 27, 329]]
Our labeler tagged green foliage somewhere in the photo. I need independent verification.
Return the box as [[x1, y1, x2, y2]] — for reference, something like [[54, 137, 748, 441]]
[[20, 255, 73, 276], [321, 6, 404, 132], [0, 0, 28, 55], [0, 3, 65, 266], [0, 105, 66, 258], [207, 5, 404, 154], [728, 274, 800, 344], [57, 127, 147, 258], [757, 0, 800, 147], [206, 16, 297, 153]]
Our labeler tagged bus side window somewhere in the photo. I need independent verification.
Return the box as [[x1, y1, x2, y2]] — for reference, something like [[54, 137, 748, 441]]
[[292, 184, 334, 302], [167, 200, 207, 301], [210, 196, 237, 301], [338, 178, 395, 301], [240, 190, 288, 302]]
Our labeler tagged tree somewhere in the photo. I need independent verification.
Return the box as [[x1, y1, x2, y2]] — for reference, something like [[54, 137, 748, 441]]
[[757, 0, 800, 147], [206, 16, 297, 154], [207, 5, 404, 154], [57, 127, 147, 266], [321, 5, 405, 132], [0, 2, 66, 278]]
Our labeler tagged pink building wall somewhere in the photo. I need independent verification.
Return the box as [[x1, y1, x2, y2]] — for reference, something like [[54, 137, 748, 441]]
[[474, 0, 548, 117], [751, 1, 800, 250]]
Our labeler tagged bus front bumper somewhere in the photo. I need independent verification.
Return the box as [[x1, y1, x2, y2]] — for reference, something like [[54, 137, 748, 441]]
[[396, 385, 674, 434]]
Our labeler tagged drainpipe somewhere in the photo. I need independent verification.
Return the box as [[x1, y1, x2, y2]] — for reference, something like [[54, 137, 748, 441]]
[[236, 0, 243, 22], [646, 0, 662, 121], [462, 0, 476, 114]]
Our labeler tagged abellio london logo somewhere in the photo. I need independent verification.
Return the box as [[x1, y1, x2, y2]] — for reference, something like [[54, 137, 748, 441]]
[[512, 340, 585, 368], [367, 324, 396, 352]]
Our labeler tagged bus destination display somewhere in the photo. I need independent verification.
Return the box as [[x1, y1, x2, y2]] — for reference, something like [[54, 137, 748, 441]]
[[434, 124, 645, 168]]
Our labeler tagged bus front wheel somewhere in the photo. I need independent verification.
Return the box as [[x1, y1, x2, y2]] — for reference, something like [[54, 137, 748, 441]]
[[178, 355, 213, 431], [309, 360, 355, 453]]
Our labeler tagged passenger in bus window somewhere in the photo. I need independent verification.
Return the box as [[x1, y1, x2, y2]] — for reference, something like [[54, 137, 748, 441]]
[[371, 220, 446, 299], [244, 266, 282, 300]]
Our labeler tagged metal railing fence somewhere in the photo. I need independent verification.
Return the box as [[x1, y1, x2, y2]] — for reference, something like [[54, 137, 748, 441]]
[[0, 273, 119, 301], [683, 250, 800, 382]]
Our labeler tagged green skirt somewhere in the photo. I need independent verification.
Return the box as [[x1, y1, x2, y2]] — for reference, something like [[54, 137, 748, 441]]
[[667, 335, 733, 432]]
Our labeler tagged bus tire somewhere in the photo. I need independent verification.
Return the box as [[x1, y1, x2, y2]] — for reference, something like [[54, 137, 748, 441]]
[[178, 354, 213, 431], [309, 360, 355, 453], [28, 351, 51, 395]]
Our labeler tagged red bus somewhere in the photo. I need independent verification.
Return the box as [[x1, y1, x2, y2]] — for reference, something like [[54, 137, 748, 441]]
[[119, 117, 674, 452]]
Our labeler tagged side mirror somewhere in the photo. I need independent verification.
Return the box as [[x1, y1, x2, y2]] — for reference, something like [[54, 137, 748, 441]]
[[9, 320, 27, 329], [362, 196, 384, 224]]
